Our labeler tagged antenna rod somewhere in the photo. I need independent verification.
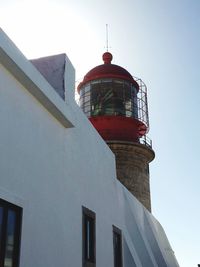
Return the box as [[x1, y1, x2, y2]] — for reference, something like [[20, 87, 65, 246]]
[[106, 24, 109, 51]]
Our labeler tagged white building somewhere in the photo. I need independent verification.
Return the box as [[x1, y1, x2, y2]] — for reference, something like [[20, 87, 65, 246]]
[[0, 29, 179, 267]]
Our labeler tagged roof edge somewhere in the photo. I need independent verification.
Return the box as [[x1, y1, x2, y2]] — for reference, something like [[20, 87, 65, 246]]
[[0, 29, 74, 128]]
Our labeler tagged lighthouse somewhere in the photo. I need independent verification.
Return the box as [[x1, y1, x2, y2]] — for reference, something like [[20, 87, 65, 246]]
[[77, 52, 155, 211]]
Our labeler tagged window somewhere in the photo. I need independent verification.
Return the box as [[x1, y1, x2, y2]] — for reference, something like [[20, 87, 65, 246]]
[[113, 225, 123, 267], [79, 79, 138, 119], [82, 207, 96, 267], [0, 199, 22, 267]]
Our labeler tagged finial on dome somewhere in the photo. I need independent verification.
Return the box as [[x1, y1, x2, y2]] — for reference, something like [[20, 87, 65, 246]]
[[102, 52, 113, 64]]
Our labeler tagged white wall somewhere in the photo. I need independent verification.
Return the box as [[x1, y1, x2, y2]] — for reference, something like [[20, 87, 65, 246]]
[[0, 61, 118, 266]]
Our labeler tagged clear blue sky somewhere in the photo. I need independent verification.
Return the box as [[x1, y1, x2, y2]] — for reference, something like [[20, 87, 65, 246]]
[[1, 1, 200, 266]]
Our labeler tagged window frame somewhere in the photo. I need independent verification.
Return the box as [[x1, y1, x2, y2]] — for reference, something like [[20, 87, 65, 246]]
[[113, 225, 123, 267], [0, 198, 22, 267], [82, 206, 96, 267]]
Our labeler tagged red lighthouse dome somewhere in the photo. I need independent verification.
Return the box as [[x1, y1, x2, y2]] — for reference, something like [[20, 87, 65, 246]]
[[77, 52, 149, 142], [77, 52, 139, 93]]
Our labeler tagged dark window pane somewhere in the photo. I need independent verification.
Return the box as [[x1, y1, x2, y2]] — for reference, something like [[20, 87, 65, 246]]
[[4, 210, 16, 267], [0, 200, 22, 267], [0, 207, 3, 252], [91, 82, 113, 116], [113, 226, 123, 267], [82, 207, 95, 266], [131, 85, 138, 119]]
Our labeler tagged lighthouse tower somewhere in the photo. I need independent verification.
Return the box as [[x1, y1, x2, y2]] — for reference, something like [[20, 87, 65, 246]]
[[77, 52, 155, 211]]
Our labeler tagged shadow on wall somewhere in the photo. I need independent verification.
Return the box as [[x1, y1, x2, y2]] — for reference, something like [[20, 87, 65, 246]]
[[122, 188, 179, 267]]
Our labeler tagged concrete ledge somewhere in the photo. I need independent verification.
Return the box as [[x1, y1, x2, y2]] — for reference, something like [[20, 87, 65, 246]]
[[0, 28, 73, 128]]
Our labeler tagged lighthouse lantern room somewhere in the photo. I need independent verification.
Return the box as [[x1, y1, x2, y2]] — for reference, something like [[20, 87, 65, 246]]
[[78, 52, 155, 211]]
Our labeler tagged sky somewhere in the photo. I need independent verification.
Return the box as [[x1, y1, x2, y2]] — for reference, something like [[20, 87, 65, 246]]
[[0, 0, 200, 266]]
